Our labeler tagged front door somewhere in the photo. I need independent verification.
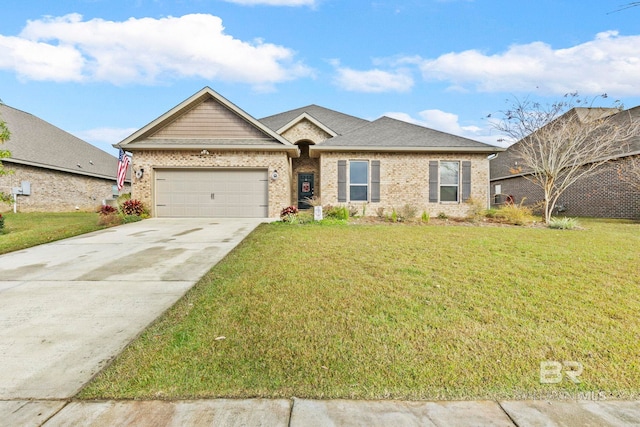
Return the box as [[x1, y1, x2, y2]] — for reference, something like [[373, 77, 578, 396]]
[[297, 173, 314, 209]]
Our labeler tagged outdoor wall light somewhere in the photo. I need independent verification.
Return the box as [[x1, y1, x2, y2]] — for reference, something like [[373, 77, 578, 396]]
[[271, 169, 279, 180], [135, 167, 145, 180]]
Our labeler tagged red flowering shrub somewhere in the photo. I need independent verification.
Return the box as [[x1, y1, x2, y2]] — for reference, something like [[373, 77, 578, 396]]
[[122, 199, 145, 216], [98, 204, 117, 215], [280, 206, 298, 219]]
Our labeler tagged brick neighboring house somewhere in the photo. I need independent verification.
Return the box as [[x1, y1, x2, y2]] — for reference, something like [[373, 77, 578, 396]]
[[490, 106, 640, 219], [0, 104, 130, 213], [117, 87, 503, 219]]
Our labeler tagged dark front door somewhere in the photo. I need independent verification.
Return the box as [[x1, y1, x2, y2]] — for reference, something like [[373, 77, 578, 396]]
[[297, 173, 314, 209]]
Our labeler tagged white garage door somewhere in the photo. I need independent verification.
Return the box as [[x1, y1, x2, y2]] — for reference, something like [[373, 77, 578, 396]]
[[155, 169, 268, 218]]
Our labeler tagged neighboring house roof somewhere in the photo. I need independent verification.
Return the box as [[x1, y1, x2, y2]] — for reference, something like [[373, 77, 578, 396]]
[[0, 103, 124, 181], [490, 106, 640, 181], [118, 87, 298, 156], [310, 116, 504, 156], [260, 105, 370, 136]]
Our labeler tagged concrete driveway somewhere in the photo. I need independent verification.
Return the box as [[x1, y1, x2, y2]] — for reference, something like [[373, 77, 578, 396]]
[[0, 218, 262, 400]]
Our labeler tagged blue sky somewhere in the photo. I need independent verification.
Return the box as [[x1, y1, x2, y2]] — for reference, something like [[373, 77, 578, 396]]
[[1, 0, 640, 156]]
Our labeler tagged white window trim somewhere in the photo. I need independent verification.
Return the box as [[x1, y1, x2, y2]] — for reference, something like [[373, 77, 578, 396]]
[[349, 160, 369, 202], [439, 160, 460, 203]]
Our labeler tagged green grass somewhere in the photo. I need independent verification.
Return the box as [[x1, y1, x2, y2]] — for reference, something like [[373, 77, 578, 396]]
[[0, 212, 104, 255], [79, 218, 640, 401]]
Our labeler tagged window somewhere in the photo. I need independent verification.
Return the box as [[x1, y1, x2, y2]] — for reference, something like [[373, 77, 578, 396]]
[[439, 161, 459, 202], [350, 161, 368, 201]]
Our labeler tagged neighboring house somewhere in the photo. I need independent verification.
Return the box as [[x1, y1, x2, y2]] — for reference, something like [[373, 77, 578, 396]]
[[0, 104, 130, 213], [490, 106, 640, 219], [117, 87, 503, 219]]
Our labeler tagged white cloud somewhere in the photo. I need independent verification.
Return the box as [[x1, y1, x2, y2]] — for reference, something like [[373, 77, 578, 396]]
[[418, 31, 640, 96], [222, 0, 316, 5], [384, 109, 507, 146], [0, 13, 312, 87], [73, 127, 139, 155], [333, 62, 414, 93]]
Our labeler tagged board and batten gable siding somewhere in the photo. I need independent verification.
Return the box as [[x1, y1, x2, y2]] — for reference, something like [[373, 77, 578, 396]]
[[321, 152, 490, 217], [150, 98, 267, 139]]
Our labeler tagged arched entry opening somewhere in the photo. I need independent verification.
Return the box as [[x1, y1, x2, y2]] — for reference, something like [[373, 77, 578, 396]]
[[291, 140, 320, 209]]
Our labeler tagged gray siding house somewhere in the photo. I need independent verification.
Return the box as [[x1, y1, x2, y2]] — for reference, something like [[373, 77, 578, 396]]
[[117, 87, 503, 219], [0, 104, 130, 212]]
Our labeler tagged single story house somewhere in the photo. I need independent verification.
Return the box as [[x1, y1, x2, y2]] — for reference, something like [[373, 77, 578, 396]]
[[0, 104, 130, 213], [490, 106, 640, 219], [117, 87, 503, 219]]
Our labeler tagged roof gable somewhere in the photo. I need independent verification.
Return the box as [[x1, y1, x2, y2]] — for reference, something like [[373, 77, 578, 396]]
[[0, 104, 122, 181], [150, 97, 266, 139], [260, 105, 369, 136], [275, 112, 338, 139], [311, 116, 503, 154], [118, 87, 296, 153]]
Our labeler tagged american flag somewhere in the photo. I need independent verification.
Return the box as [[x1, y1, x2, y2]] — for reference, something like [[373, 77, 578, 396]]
[[117, 149, 130, 191]]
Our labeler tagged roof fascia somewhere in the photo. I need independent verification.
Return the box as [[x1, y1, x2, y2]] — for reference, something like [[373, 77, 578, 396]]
[[276, 112, 338, 138], [3, 158, 128, 182], [117, 87, 294, 148], [122, 142, 300, 157], [309, 145, 505, 157]]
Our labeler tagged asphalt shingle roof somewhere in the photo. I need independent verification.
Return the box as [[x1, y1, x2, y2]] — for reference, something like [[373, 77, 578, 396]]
[[1, 104, 122, 180], [317, 116, 501, 150], [260, 105, 369, 135]]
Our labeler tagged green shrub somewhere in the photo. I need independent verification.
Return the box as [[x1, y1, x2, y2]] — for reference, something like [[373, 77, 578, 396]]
[[485, 208, 498, 218], [120, 214, 143, 224], [465, 197, 487, 222], [390, 209, 398, 223], [398, 204, 418, 221], [548, 217, 580, 230], [437, 212, 448, 220], [0, 213, 5, 232], [324, 205, 349, 220], [421, 211, 430, 223], [494, 202, 534, 226]]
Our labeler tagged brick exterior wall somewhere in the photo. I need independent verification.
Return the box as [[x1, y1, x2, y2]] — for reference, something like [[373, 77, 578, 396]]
[[490, 155, 640, 218], [0, 163, 126, 212], [319, 152, 490, 218], [281, 118, 332, 145], [131, 150, 292, 218]]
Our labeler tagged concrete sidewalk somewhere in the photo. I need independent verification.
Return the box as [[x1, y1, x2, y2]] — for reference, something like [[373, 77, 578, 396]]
[[0, 218, 262, 400], [3, 398, 639, 426]]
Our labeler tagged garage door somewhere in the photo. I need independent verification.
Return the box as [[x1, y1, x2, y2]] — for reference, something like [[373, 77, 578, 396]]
[[155, 169, 268, 218]]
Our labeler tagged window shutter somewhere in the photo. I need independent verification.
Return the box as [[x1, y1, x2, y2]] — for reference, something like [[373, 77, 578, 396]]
[[428, 161, 438, 203], [338, 160, 347, 202], [371, 160, 380, 203], [462, 161, 471, 202]]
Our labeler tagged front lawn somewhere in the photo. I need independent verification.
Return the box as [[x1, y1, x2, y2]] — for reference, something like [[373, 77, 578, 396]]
[[0, 212, 104, 255], [79, 219, 640, 400]]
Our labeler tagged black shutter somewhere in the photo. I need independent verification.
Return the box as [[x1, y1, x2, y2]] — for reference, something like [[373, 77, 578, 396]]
[[428, 161, 438, 203], [338, 160, 347, 202], [462, 161, 471, 202], [371, 160, 380, 203]]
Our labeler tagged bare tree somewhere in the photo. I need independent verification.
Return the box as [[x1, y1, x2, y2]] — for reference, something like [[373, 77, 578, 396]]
[[494, 94, 640, 224], [617, 155, 640, 192]]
